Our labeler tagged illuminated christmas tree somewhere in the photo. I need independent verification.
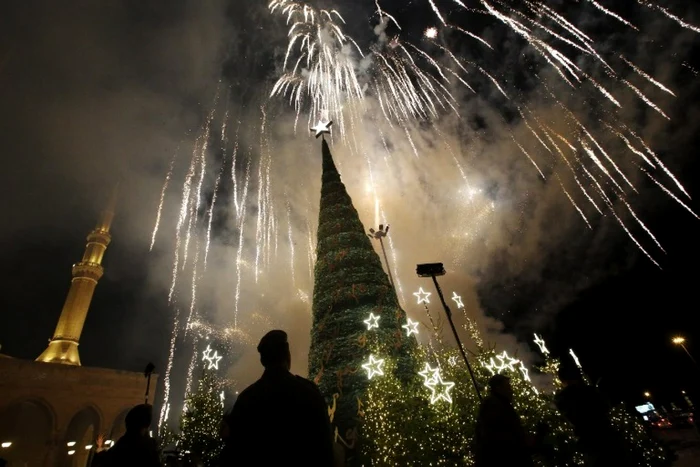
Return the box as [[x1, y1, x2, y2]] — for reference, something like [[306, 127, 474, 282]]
[[308, 132, 417, 465], [179, 369, 224, 466]]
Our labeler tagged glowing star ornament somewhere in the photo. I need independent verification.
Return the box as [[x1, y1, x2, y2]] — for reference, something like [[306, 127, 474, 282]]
[[418, 362, 441, 384], [569, 349, 582, 368], [220, 391, 225, 407], [451, 292, 464, 309], [448, 356, 458, 367], [425, 373, 455, 404], [362, 355, 385, 379], [533, 333, 549, 355], [413, 287, 431, 305], [402, 318, 420, 337], [202, 344, 222, 370], [518, 362, 531, 382], [483, 357, 500, 375], [310, 119, 333, 138], [363, 313, 380, 330], [496, 351, 520, 371]]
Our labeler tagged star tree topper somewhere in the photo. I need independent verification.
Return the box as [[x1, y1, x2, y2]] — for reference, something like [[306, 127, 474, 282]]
[[363, 312, 380, 330], [310, 119, 333, 138], [362, 354, 385, 379], [202, 344, 223, 370], [402, 318, 420, 336], [413, 287, 431, 305]]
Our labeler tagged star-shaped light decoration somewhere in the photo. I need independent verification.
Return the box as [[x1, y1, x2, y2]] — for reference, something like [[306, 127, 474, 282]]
[[310, 119, 333, 138], [202, 344, 223, 370], [418, 362, 441, 385], [362, 355, 385, 380], [569, 349, 582, 368], [448, 356, 458, 367], [518, 362, 531, 382], [425, 373, 456, 404], [402, 318, 420, 337], [533, 333, 549, 355], [451, 292, 464, 309], [413, 287, 431, 305], [496, 351, 520, 372], [363, 312, 380, 330], [483, 357, 500, 375]]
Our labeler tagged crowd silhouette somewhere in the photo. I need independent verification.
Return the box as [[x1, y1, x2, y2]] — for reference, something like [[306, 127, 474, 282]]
[[28, 329, 675, 467]]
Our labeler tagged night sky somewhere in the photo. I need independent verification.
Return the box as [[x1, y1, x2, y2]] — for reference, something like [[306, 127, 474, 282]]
[[1, 0, 699, 413]]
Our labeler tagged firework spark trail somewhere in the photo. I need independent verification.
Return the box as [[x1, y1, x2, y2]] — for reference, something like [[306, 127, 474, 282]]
[[513, 138, 545, 179], [254, 144, 264, 283], [168, 140, 198, 303], [639, 1, 700, 34], [231, 122, 242, 215], [603, 195, 660, 268], [620, 56, 675, 96], [151, 148, 177, 251], [556, 174, 592, 229], [158, 313, 179, 431], [185, 240, 201, 334], [641, 169, 700, 220], [602, 123, 655, 167], [622, 80, 670, 120], [587, 0, 638, 30], [233, 158, 251, 329], [620, 124, 691, 199], [204, 156, 225, 269], [381, 208, 405, 305], [619, 197, 665, 252], [287, 197, 296, 288], [404, 126, 419, 158], [184, 336, 200, 399], [450, 25, 493, 50]]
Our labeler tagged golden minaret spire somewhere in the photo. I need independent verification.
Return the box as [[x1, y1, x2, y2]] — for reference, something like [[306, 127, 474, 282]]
[[36, 184, 119, 366]]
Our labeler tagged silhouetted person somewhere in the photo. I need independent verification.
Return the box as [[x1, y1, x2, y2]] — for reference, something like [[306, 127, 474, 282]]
[[0, 457, 6, 467], [555, 360, 631, 466], [222, 330, 334, 466], [101, 404, 161, 467], [474, 374, 535, 467]]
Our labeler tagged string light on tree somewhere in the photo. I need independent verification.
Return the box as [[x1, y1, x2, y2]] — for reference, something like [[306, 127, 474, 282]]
[[451, 292, 464, 309], [413, 287, 431, 305], [533, 333, 549, 355], [362, 354, 386, 379], [364, 312, 381, 330], [402, 318, 420, 337], [202, 344, 222, 370]]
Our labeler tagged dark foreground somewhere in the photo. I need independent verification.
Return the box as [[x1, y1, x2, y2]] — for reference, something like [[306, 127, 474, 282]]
[[658, 428, 700, 467]]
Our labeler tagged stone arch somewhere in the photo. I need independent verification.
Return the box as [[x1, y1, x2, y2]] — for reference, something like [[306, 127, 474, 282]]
[[0, 397, 56, 466], [59, 405, 102, 467], [107, 406, 132, 443]]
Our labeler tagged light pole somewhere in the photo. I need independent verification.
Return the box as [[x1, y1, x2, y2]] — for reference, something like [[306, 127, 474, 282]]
[[368, 224, 395, 289], [416, 262, 482, 401], [672, 336, 700, 373]]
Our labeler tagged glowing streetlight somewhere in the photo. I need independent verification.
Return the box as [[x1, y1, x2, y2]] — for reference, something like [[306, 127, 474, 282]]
[[68, 450, 76, 455], [672, 336, 700, 373], [644, 391, 651, 398], [1, 441, 12, 448], [67, 441, 76, 447]]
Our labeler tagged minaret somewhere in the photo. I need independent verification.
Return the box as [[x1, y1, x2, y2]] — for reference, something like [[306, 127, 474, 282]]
[[36, 186, 118, 366]]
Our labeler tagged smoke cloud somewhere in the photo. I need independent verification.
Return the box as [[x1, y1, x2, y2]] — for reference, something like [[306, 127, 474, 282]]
[[0, 1, 698, 408]]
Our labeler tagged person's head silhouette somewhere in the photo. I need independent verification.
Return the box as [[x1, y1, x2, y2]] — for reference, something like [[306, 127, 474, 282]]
[[125, 404, 153, 436], [488, 374, 513, 401], [257, 330, 291, 370]]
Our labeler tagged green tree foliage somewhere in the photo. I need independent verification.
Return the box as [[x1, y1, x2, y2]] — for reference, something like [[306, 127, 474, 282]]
[[179, 370, 224, 466]]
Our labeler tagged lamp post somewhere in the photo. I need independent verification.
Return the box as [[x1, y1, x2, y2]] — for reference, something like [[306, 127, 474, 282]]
[[368, 224, 395, 289], [416, 262, 482, 401], [672, 336, 700, 373]]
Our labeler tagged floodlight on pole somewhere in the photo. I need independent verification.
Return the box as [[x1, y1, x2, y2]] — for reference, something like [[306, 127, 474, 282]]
[[368, 224, 395, 289], [416, 262, 482, 401]]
